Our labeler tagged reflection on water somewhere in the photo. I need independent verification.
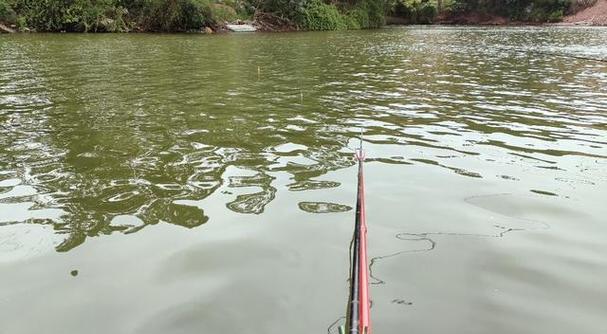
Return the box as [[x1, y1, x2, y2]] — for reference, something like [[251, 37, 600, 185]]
[[0, 27, 606, 253], [0, 26, 606, 334], [298, 201, 352, 213]]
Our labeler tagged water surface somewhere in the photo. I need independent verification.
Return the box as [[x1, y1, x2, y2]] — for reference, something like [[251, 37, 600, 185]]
[[1, 26, 606, 334]]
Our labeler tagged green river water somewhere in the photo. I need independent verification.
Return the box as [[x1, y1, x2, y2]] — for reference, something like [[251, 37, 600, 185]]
[[0, 26, 606, 333]]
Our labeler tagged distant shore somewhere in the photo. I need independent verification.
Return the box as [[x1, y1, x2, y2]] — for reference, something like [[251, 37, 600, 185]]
[[2, 10, 606, 34]]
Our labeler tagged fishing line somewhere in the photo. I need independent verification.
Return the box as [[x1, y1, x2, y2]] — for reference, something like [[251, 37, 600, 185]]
[[368, 225, 523, 285], [368, 193, 552, 288], [368, 234, 436, 286]]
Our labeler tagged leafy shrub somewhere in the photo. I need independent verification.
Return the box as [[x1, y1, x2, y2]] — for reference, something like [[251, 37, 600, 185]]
[[254, 0, 385, 29], [547, 8, 563, 21], [140, 0, 212, 31], [209, 3, 237, 23], [4, 0, 387, 31], [390, 0, 436, 24], [80, 0, 129, 32], [516, 0, 569, 21], [15, 15, 26, 29], [301, 0, 346, 30], [217, 0, 252, 19], [346, 7, 368, 29], [449, 0, 569, 22], [392, 0, 413, 17], [252, 0, 307, 22], [10, 0, 130, 32], [417, 1, 436, 23], [363, 0, 386, 27], [9, 0, 74, 31], [96, 6, 128, 32], [0, 0, 16, 23]]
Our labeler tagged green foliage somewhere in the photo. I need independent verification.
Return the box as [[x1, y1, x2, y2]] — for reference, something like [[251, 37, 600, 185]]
[[390, 0, 437, 24], [217, 0, 252, 19], [209, 3, 237, 23], [346, 7, 368, 29], [0, 0, 16, 23], [449, 0, 571, 21], [301, 0, 346, 30], [363, 0, 386, 28], [140, 0, 212, 31], [299, 0, 385, 31], [5, 0, 212, 32], [417, 1, 436, 22], [547, 8, 563, 21], [15, 14, 26, 28], [247, 0, 386, 30], [347, 0, 386, 28], [252, 0, 307, 22], [10, 0, 130, 32], [3, 0, 389, 31]]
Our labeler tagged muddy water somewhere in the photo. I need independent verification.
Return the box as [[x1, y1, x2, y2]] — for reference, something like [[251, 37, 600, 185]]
[[0, 26, 606, 333]]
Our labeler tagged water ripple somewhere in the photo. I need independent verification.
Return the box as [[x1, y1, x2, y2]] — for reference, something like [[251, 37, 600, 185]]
[[0, 27, 605, 251]]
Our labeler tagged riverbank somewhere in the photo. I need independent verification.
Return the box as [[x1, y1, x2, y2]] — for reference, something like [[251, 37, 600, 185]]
[[1, 0, 606, 34], [0, 0, 383, 33], [433, 0, 607, 26], [563, 0, 607, 25]]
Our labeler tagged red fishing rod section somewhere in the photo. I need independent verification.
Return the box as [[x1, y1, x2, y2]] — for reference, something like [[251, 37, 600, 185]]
[[357, 148, 371, 334], [344, 147, 371, 334]]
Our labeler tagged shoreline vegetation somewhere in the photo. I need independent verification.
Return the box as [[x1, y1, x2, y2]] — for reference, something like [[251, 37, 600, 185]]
[[0, 0, 605, 33]]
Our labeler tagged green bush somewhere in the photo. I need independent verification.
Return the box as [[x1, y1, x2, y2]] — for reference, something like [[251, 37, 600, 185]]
[[390, 0, 436, 24], [363, 0, 385, 28], [220, 0, 253, 17], [0, 0, 16, 23], [547, 8, 563, 21], [4, 0, 388, 31], [346, 7, 367, 29], [417, 1, 436, 23], [140, 0, 212, 31], [300, 0, 386, 30], [15, 15, 26, 29], [97, 6, 128, 31], [9, 0, 73, 31], [209, 3, 237, 23], [9, 0, 130, 32], [253, 0, 307, 22], [392, 0, 413, 17], [449, 0, 569, 22], [301, 0, 346, 30]]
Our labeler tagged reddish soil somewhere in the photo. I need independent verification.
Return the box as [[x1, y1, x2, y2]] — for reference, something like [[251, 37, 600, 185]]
[[563, 0, 607, 25]]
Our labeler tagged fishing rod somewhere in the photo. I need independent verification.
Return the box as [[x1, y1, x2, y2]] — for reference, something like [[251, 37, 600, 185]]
[[340, 135, 371, 334]]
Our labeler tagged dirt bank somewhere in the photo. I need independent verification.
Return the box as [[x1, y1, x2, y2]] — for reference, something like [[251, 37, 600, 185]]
[[563, 0, 607, 25]]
